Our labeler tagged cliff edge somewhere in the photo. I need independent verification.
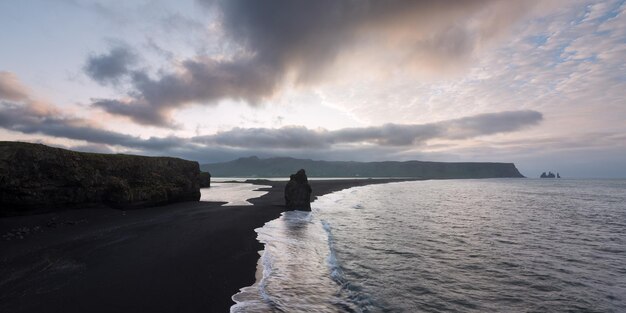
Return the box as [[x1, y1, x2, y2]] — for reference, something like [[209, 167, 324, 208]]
[[0, 142, 201, 216]]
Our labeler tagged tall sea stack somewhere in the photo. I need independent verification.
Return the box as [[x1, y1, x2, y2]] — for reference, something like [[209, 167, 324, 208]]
[[199, 171, 211, 187], [285, 169, 312, 211], [0, 141, 201, 216]]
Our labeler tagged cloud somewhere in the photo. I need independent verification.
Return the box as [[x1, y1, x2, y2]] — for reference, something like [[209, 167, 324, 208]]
[[0, 72, 544, 159], [208, 0, 542, 78], [89, 0, 549, 127], [0, 72, 179, 150], [0, 71, 30, 102], [439, 110, 544, 139], [92, 56, 279, 126], [84, 45, 137, 84], [6, 67, 625, 177], [91, 98, 171, 127], [1, 96, 542, 153], [193, 110, 543, 148], [0, 101, 181, 151]]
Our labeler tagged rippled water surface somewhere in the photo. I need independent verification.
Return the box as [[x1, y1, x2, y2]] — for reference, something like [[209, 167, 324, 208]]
[[200, 183, 269, 205], [232, 179, 626, 312]]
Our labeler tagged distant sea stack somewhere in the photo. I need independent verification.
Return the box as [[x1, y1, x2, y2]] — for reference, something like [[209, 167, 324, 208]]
[[540, 171, 561, 178], [202, 156, 526, 179], [0, 141, 201, 216], [284, 169, 312, 211]]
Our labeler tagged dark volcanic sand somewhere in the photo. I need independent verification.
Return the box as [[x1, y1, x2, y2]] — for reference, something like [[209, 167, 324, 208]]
[[0, 179, 412, 313]]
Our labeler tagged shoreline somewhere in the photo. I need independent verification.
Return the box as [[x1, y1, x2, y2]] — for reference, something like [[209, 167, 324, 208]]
[[0, 178, 416, 312]]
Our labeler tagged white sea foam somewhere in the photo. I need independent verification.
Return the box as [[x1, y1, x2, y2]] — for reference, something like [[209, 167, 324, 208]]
[[230, 208, 358, 312]]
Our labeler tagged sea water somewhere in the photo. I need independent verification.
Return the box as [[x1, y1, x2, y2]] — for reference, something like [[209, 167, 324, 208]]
[[231, 179, 626, 312], [200, 183, 269, 206]]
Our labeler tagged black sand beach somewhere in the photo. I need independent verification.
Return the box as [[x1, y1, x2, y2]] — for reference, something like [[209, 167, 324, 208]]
[[0, 179, 411, 312]]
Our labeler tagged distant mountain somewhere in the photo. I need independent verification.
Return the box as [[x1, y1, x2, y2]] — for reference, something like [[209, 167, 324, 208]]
[[201, 156, 525, 179]]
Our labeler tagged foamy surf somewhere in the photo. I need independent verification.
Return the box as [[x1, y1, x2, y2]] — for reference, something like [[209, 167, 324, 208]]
[[230, 208, 359, 313]]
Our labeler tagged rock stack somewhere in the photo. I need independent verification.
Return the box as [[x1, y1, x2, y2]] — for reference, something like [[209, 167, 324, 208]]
[[284, 169, 312, 211], [199, 171, 211, 188]]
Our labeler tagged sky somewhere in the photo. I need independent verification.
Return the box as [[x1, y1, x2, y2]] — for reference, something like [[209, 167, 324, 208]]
[[0, 0, 625, 178]]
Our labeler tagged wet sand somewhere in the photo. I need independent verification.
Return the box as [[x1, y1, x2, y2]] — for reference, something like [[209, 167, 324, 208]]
[[0, 179, 413, 312]]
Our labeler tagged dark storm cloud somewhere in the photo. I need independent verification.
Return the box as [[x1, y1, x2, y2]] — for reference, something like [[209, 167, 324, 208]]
[[207, 0, 529, 78], [84, 46, 137, 84], [91, 98, 169, 126], [91, 0, 543, 127], [92, 56, 280, 126]]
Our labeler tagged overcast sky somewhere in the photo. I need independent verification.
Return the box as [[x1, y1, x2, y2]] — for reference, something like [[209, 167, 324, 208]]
[[1, 0, 625, 178]]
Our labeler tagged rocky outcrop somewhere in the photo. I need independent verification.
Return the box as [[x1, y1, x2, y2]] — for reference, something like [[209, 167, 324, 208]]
[[199, 171, 211, 188], [284, 169, 312, 211], [540, 171, 557, 178], [0, 142, 201, 216]]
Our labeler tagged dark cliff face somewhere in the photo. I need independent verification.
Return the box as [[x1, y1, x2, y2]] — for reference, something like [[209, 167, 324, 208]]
[[0, 142, 201, 216], [202, 156, 525, 178]]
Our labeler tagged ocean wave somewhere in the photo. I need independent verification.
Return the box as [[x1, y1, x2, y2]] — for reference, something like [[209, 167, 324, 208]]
[[231, 209, 360, 312]]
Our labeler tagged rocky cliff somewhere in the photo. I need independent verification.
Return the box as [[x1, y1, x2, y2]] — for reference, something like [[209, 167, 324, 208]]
[[0, 142, 201, 216]]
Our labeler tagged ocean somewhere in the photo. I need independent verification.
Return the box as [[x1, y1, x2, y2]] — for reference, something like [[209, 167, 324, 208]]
[[231, 179, 626, 312], [200, 182, 269, 205]]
